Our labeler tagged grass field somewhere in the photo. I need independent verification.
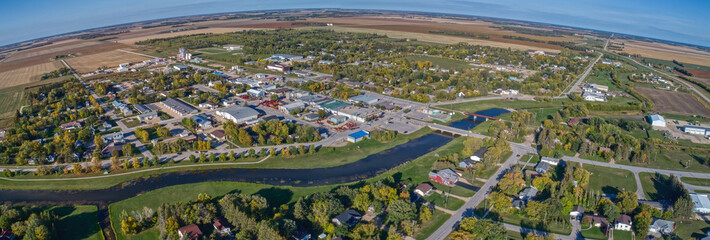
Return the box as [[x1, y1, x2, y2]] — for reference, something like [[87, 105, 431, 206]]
[[618, 150, 710, 173], [0, 61, 62, 89], [423, 192, 465, 210], [681, 176, 710, 186], [638, 172, 673, 201], [404, 55, 472, 71], [612, 230, 633, 240], [617, 39, 710, 68], [52, 205, 104, 240], [414, 210, 451, 240], [580, 227, 607, 239], [674, 219, 710, 240], [580, 163, 637, 194], [438, 99, 570, 113], [65, 50, 149, 73]]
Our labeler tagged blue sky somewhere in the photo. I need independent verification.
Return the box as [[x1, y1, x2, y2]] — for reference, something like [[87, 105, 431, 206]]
[[1, 0, 708, 47]]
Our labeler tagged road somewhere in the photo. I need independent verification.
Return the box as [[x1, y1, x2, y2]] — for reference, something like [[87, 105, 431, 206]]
[[560, 52, 602, 97], [622, 55, 710, 105]]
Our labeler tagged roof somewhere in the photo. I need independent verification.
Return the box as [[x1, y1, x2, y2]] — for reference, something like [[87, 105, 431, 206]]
[[615, 214, 632, 225], [213, 218, 229, 230], [690, 193, 710, 209], [190, 115, 211, 125], [415, 183, 433, 193], [429, 168, 458, 183], [349, 95, 378, 104], [281, 102, 305, 109], [519, 187, 538, 198], [541, 157, 560, 164], [650, 218, 675, 230], [572, 205, 585, 213], [178, 224, 202, 239], [348, 130, 369, 139], [210, 129, 226, 138], [535, 161, 551, 171], [303, 113, 320, 119], [218, 106, 259, 120], [163, 98, 198, 115], [568, 117, 580, 126], [334, 209, 361, 226], [134, 104, 151, 114], [319, 99, 350, 110], [648, 114, 664, 122], [512, 199, 524, 208], [473, 147, 488, 158]]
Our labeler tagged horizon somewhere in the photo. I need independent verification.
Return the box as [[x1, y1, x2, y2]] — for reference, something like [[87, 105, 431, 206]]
[[1, 0, 709, 48]]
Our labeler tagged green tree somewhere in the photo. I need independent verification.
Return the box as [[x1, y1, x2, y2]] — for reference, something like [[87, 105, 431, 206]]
[[633, 211, 652, 236], [615, 191, 638, 214], [387, 199, 416, 223]]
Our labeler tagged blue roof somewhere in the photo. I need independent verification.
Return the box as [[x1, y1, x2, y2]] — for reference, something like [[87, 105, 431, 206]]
[[348, 130, 369, 139]]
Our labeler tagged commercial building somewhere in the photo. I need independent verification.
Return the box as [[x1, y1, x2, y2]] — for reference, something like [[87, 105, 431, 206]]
[[349, 95, 379, 105], [582, 92, 606, 102], [137, 111, 158, 121], [279, 102, 305, 114], [161, 98, 198, 116], [428, 168, 458, 186], [216, 106, 259, 124], [690, 193, 710, 213], [190, 115, 213, 129], [302, 113, 320, 121], [683, 126, 710, 135], [648, 114, 666, 127], [223, 45, 242, 51], [266, 64, 292, 72], [346, 130, 369, 143]]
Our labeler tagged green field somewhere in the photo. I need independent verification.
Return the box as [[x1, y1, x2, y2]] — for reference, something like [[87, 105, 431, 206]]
[[675, 219, 710, 240], [580, 227, 607, 239], [52, 205, 104, 240], [681, 176, 710, 186], [638, 172, 673, 201], [404, 55, 472, 71], [438, 99, 570, 113], [197, 48, 228, 54], [414, 210, 451, 240], [423, 192, 465, 211], [580, 163, 637, 194], [612, 230, 633, 240]]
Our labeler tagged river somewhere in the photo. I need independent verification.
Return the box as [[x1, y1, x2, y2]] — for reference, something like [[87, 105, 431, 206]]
[[447, 108, 511, 130], [0, 133, 453, 204]]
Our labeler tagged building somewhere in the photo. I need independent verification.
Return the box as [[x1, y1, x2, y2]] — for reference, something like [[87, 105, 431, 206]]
[[60, 121, 82, 131], [102, 132, 124, 144], [690, 193, 710, 213], [212, 218, 231, 236], [210, 129, 226, 140], [190, 115, 212, 129], [518, 187, 538, 201], [0, 229, 15, 240], [265, 54, 303, 62], [569, 205, 585, 218], [134, 104, 152, 114], [332, 209, 361, 227], [329, 116, 347, 124], [613, 214, 633, 231], [247, 89, 265, 97], [459, 159, 476, 169], [266, 64, 292, 72], [302, 113, 320, 121], [349, 95, 379, 105], [541, 157, 560, 166], [173, 65, 187, 71], [346, 130, 369, 143], [137, 111, 158, 121], [223, 45, 242, 51], [582, 92, 606, 102], [535, 161, 551, 173], [199, 102, 218, 110], [649, 218, 675, 235], [216, 106, 259, 124], [428, 168, 458, 186], [279, 102, 305, 114], [99, 121, 113, 131], [178, 224, 202, 240], [683, 126, 710, 136], [414, 183, 434, 197], [161, 98, 199, 116], [469, 147, 488, 161], [567, 118, 580, 126], [647, 114, 666, 127]]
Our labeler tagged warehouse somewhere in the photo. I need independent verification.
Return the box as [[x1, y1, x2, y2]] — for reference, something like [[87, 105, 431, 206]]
[[216, 106, 260, 124], [647, 114, 666, 127], [161, 98, 198, 116], [349, 95, 379, 105], [683, 126, 710, 135], [279, 102, 305, 114]]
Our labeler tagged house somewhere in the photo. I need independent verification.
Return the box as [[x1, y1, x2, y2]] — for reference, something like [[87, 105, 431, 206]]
[[569, 205, 585, 218], [347, 130, 369, 143], [279, 102, 305, 114], [178, 224, 203, 240], [469, 147, 488, 161], [690, 193, 710, 213], [102, 132, 124, 143], [683, 126, 710, 136], [302, 113, 320, 121], [199, 102, 218, 110], [161, 98, 199, 116], [647, 114, 666, 127], [173, 65, 187, 71], [212, 218, 231, 236], [459, 159, 476, 169], [216, 106, 259, 124], [210, 129, 226, 140], [512, 199, 524, 209], [60, 121, 82, 131], [540, 157, 560, 166], [613, 214, 633, 231], [101, 142, 124, 157], [535, 161, 551, 173], [0, 229, 15, 240], [292, 228, 312, 240], [649, 218, 675, 235], [414, 183, 434, 197], [99, 121, 113, 131], [332, 209, 361, 227], [567, 118, 580, 126], [586, 214, 610, 232], [428, 169, 459, 186], [518, 187, 538, 201], [190, 115, 213, 129]]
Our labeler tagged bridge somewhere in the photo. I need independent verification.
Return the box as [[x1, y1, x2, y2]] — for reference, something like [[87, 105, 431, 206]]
[[464, 112, 500, 121]]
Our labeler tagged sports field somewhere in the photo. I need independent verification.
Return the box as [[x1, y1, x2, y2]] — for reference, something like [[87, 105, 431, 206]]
[[65, 50, 149, 72], [0, 61, 62, 89]]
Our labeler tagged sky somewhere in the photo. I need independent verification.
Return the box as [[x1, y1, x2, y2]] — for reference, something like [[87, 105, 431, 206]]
[[1, 0, 708, 47]]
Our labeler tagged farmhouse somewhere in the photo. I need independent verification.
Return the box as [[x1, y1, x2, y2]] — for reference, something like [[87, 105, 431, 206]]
[[161, 98, 199, 116], [216, 106, 259, 124], [414, 183, 434, 197], [178, 224, 202, 240], [346, 130, 369, 143], [647, 114, 666, 127], [690, 193, 710, 213], [428, 168, 458, 186]]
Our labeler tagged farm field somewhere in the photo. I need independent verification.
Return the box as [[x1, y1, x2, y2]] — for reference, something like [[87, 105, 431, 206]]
[[0, 61, 62, 89], [687, 69, 710, 79], [635, 87, 710, 116], [616, 39, 710, 67], [65, 50, 149, 72], [0, 40, 128, 73], [116, 27, 258, 45]]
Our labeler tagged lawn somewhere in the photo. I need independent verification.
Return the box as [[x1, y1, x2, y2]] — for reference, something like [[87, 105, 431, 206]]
[[52, 205, 104, 240], [489, 210, 572, 235], [638, 172, 673, 201], [581, 163, 637, 194], [612, 230, 633, 240], [438, 99, 570, 113], [423, 192, 465, 211], [197, 48, 228, 54], [682, 176, 710, 186], [414, 210, 450, 240], [675, 219, 710, 240], [121, 118, 141, 128], [580, 227, 607, 239], [617, 150, 710, 173], [0, 128, 432, 190], [404, 55, 472, 71]]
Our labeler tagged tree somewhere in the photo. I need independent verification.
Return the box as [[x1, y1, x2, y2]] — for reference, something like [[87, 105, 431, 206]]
[[111, 156, 121, 170], [573, 168, 590, 186], [486, 192, 512, 213], [123, 144, 135, 157], [615, 191, 638, 214], [634, 211, 652, 236], [601, 201, 620, 222], [94, 135, 104, 149], [387, 199, 416, 224], [532, 176, 553, 191], [132, 157, 141, 168], [497, 171, 525, 195], [318, 109, 327, 119], [121, 216, 139, 234], [350, 223, 379, 240], [353, 193, 371, 212], [418, 205, 432, 223]]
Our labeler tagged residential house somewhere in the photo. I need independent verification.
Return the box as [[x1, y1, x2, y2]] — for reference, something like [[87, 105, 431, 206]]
[[332, 209, 361, 227], [428, 169, 459, 186], [567, 118, 580, 126], [102, 132, 124, 143], [414, 183, 434, 197], [540, 157, 560, 166], [212, 218, 231, 236], [518, 187, 538, 201], [535, 161, 551, 173], [292, 228, 311, 240], [469, 147, 488, 162], [210, 129, 226, 141], [649, 218, 675, 235], [586, 214, 610, 235], [178, 224, 202, 240], [690, 193, 710, 213], [60, 121, 82, 131], [614, 214, 633, 231], [569, 205, 585, 219], [99, 121, 113, 131], [458, 158, 477, 169], [0, 229, 15, 240], [512, 199, 524, 209]]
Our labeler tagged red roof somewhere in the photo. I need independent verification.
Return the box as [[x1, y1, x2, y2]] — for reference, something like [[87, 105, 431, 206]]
[[178, 224, 202, 239], [213, 218, 229, 231]]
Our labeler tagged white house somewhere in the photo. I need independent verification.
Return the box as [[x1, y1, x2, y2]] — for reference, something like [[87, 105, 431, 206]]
[[690, 193, 710, 213], [614, 215, 633, 231], [647, 114, 666, 127]]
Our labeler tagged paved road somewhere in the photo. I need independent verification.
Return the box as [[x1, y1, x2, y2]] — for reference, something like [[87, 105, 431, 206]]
[[560, 52, 602, 96]]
